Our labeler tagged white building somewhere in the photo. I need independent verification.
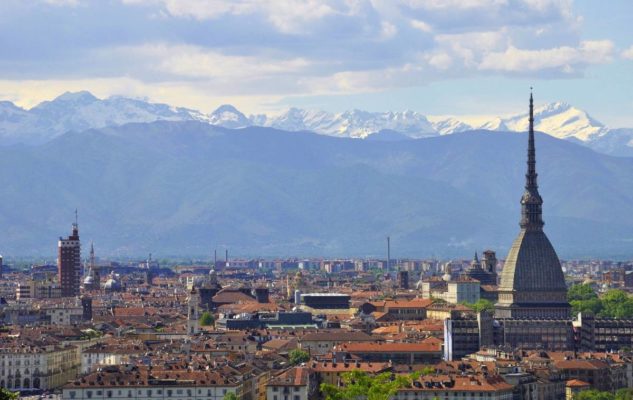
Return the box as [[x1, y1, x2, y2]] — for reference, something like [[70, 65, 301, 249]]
[[0, 337, 80, 391], [62, 365, 241, 400]]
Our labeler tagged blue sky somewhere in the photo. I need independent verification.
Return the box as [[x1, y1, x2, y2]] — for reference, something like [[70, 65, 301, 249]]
[[0, 0, 632, 125]]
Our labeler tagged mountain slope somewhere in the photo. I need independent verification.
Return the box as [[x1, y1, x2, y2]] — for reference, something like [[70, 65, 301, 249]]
[[1, 122, 632, 258]]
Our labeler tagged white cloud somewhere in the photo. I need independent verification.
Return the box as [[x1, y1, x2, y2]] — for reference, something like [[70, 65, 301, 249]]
[[123, 0, 342, 33], [0, 0, 621, 114], [0, 78, 280, 115], [410, 19, 432, 33], [427, 53, 453, 70], [107, 43, 311, 80], [478, 40, 614, 72], [43, 0, 80, 5], [622, 46, 633, 60]]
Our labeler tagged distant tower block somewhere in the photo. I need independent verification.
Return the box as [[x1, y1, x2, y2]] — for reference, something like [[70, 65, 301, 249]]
[[0, 254, 3, 279], [187, 288, 201, 335], [58, 211, 81, 297], [399, 270, 409, 289]]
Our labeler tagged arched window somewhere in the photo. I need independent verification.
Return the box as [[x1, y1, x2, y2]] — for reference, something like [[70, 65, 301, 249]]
[[14, 377, 20, 388], [33, 377, 40, 388], [24, 377, 30, 388]]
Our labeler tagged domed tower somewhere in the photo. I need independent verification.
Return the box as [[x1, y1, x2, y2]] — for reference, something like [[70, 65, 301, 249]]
[[495, 91, 570, 319]]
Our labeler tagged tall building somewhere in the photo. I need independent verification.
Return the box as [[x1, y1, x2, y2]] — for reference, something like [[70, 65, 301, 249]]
[[495, 92, 570, 319], [58, 215, 81, 297]]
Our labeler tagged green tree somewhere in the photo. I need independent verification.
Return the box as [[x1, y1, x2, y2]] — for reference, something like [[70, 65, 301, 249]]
[[223, 392, 239, 400], [199, 311, 215, 326], [616, 389, 633, 400], [600, 290, 633, 318], [462, 299, 495, 313], [568, 284, 598, 301], [570, 298, 603, 315], [0, 388, 18, 400], [576, 390, 615, 400], [289, 349, 310, 365], [321, 370, 422, 400]]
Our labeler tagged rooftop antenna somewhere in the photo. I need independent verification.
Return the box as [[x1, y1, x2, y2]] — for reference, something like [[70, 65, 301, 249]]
[[387, 236, 391, 271]]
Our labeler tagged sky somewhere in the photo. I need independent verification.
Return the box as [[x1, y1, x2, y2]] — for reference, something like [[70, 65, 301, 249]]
[[0, 0, 632, 126]]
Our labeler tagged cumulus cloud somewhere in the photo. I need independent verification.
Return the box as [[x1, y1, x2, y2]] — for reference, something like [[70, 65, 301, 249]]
[[478, 40, 614, 73], [622, 46, 633, 60], [0, 0, 619, 111]]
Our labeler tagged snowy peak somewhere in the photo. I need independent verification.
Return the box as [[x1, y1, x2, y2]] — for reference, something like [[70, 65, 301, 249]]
[[0, 91, 208, 144], [262, 108, 436, 139], [53, 90, 98, 104], [504, 102, 605, 141], [208, 104, 250, 128]]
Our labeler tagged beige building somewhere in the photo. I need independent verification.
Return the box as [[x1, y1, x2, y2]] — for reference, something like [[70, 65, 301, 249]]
[[266, 367, 313, 400], [62, 365, 241, 400], [421, 277, 480, 305], [0, 338, 80, 391]]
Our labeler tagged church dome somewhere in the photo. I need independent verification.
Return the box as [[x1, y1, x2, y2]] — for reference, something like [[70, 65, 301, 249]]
[[499, 230, 567, 292]]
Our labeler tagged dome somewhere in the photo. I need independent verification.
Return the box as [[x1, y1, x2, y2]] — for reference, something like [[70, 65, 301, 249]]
[[499, 230, 567, 292]]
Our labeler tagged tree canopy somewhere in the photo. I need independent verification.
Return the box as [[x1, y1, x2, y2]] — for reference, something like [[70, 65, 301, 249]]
[[462, 299, 495, 313], [321, 369, 436, 400], [567, 284, 633, 318], [575, 388, 633, 400], [199, 311, 215, 326], [289, 349, 310, 365], [0, 388, 18, 400]]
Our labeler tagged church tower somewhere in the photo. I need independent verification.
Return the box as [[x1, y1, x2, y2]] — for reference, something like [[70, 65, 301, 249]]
[[187, 288, 201, 334], [495, 91, 570, 319]]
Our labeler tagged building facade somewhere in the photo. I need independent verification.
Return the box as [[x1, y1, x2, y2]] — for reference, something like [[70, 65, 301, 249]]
[[58, 220, 81, 298]]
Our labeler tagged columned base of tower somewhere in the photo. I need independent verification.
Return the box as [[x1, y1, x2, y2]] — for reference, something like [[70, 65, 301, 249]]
[[494, 302, 571, 319]]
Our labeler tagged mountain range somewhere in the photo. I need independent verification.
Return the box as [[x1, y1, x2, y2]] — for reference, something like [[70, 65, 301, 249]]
[[1, 91, 632, 156], [1, 119, 633, 258]]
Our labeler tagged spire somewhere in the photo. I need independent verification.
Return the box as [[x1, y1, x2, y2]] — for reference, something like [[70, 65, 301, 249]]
[[474, 252, 479, 263], [520, 88, 544, 230], [90, 242, 95, 268]]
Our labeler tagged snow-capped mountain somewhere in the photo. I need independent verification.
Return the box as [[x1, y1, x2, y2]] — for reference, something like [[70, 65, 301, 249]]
[[207, 104, 250, 129], [259, 108, 437, 138], [503, 102, 607, 141], [0, 91, 630, 156], [0, 91, 208, 144]]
